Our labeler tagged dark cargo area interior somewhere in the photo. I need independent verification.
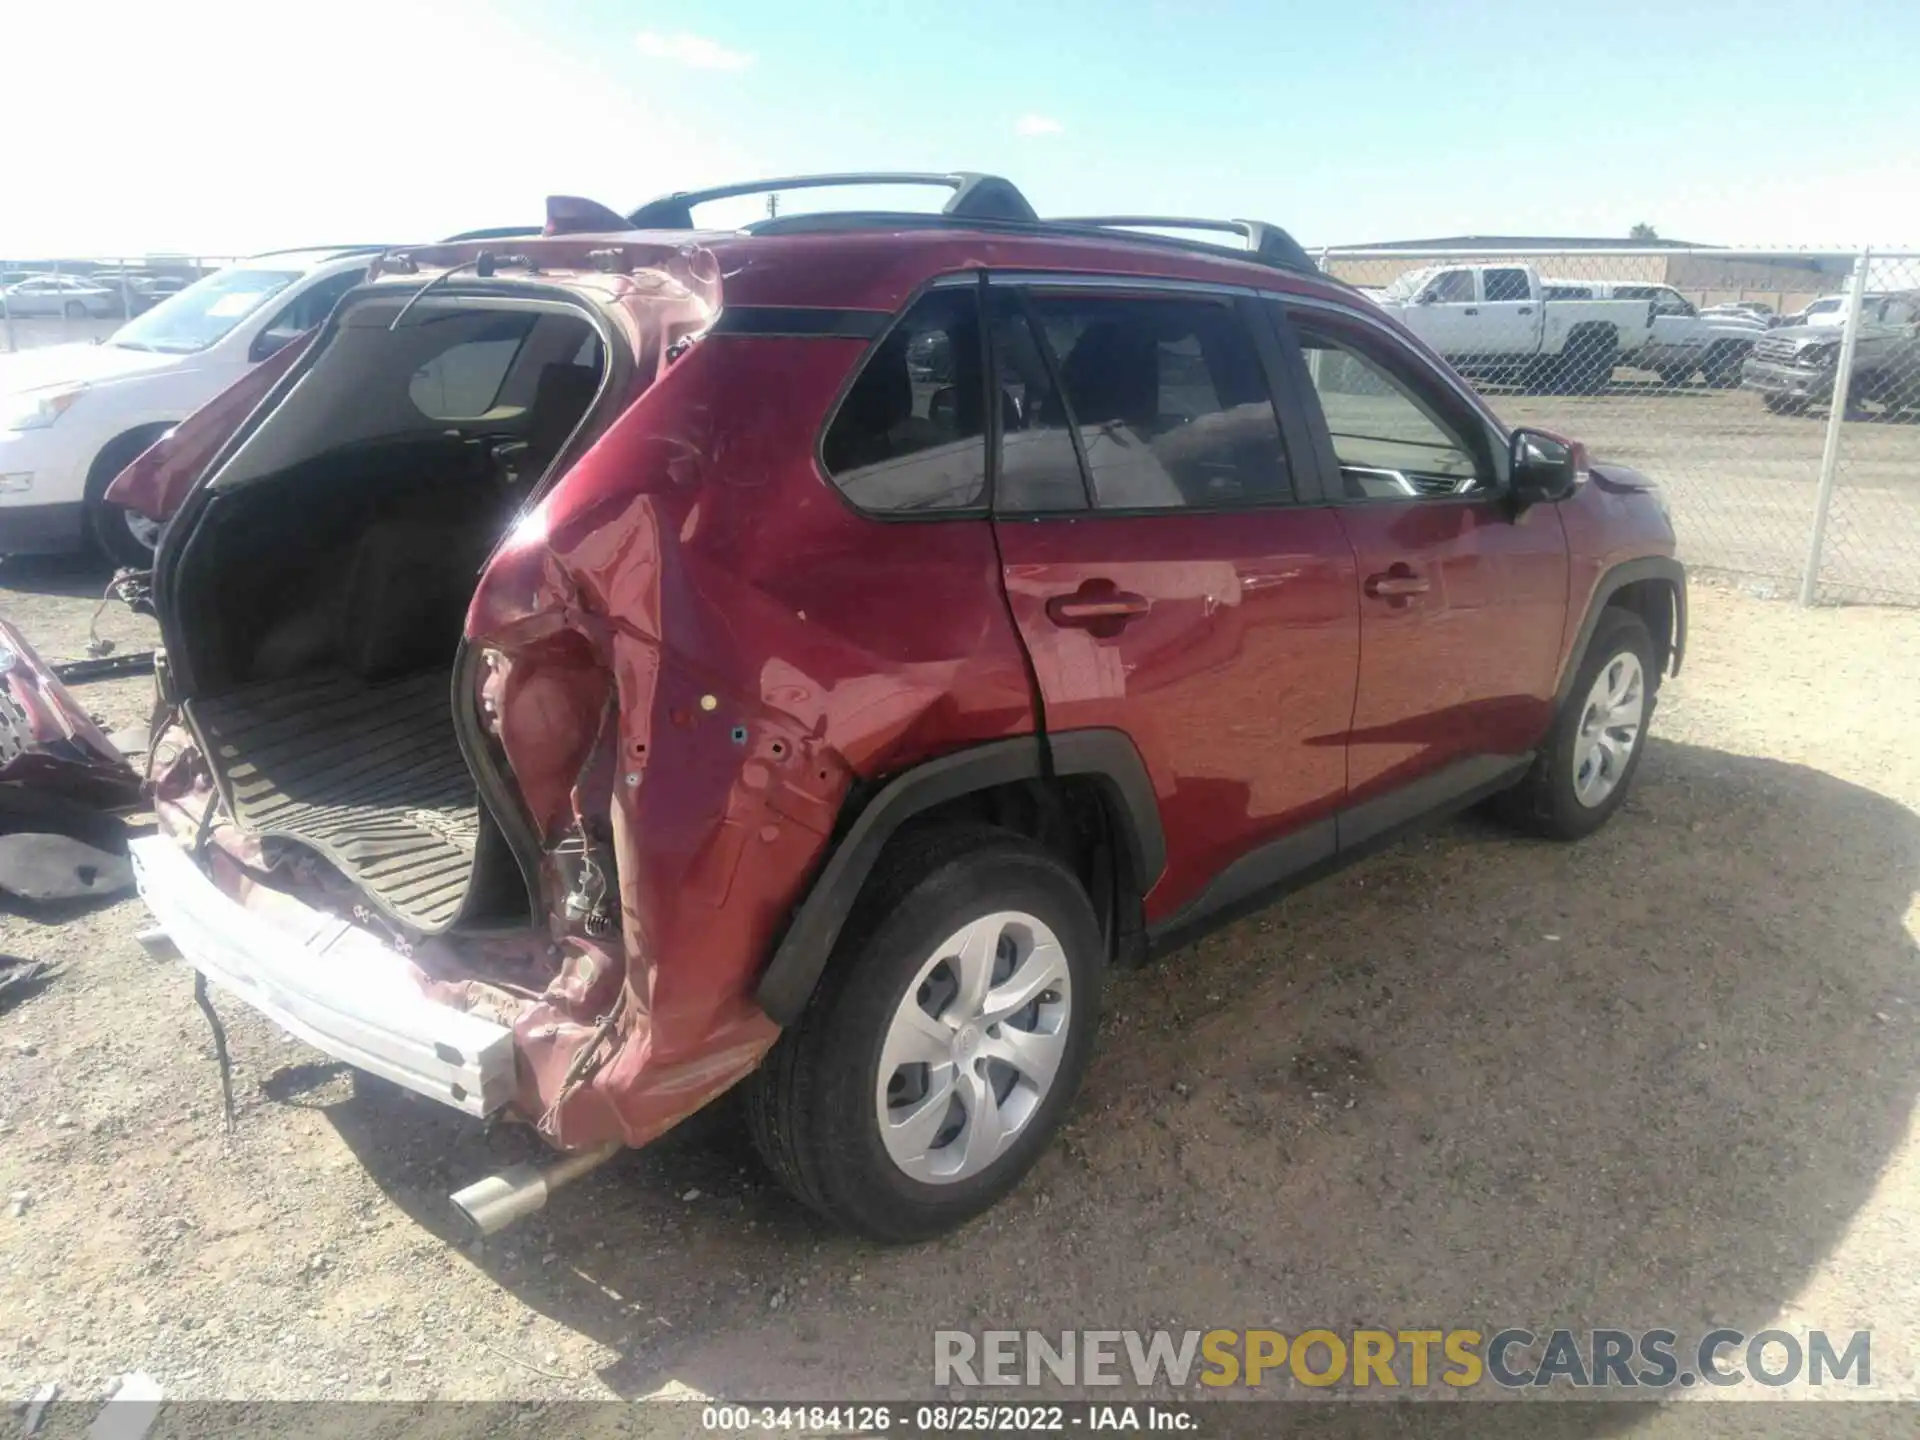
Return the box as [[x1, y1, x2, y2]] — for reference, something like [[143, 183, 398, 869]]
[[164, 301, 605, 933]]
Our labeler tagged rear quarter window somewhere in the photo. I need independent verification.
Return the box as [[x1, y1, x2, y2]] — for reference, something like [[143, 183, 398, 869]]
[[821, 286, 986, 514]]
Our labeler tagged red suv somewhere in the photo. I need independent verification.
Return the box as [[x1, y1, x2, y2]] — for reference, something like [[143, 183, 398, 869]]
[[115, 172, 1684, 1242]]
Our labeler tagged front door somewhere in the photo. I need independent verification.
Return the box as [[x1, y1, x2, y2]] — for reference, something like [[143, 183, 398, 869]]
[[1404, 267, 1481, 359], [1476, 266, 1541, 357], [1274, 300, 1569, 819], [985, 281, 1358, 926]]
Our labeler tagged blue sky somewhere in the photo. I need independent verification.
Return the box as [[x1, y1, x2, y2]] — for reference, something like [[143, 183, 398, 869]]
[[6, 0, 1917, 256]]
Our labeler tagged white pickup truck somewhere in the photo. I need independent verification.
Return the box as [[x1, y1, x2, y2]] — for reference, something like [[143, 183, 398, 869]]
[[1365, 263, 1655, 392], [1542, 279, 1765, 386]]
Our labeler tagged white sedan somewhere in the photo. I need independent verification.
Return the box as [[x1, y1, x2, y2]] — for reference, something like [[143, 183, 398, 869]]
[[1, 275, 121, 319]]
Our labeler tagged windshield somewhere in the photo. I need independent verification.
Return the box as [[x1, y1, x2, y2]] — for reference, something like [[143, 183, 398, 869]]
[[1380, 268, 1439, 302], [112, 267, 302, 354]]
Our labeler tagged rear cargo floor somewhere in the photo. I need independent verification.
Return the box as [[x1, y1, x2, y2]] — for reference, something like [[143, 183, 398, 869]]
[[189, 669, 479, 931]]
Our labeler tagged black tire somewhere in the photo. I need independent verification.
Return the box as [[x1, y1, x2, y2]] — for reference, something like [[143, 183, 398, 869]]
[[1494, 609, 1657, 842], [744, 823, 1103, 1241], [1703, 343, 1747, 388], [1560, 328, 1618, 395], [83, 427, 171, 568], [1762, 393, 1809, 416], [63, 300, 87, 320]]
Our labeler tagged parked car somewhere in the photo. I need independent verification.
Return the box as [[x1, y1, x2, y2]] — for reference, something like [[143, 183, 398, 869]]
[[0, 274, 120, 319], [1540, 280, 1764, 386], [1771, 296, 1851, 329], [1742, 292, 1920, 414], [1367, 263, 1657, 392], [88, 272, 196, 316], [0, 246, 384, 564], [1702, 300, 1773, 321], [112, 173, 1684, 1242]]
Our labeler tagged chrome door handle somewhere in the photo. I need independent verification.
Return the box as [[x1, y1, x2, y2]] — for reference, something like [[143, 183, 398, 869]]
[[1365, 571, 1431, 600]]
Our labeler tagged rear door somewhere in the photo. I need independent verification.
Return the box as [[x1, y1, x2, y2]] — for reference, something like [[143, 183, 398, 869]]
[[985, 277, 1358, 927], [1273, 298, 1568, 822], [1620, 285, 1697, 365], [1476, 267, 1540, 356]]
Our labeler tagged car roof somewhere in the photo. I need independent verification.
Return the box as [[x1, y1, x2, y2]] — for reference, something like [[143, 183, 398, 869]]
[[375, 223, 1349, 316]]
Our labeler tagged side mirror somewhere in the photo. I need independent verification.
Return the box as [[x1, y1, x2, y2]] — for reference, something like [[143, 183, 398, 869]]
[[1509, 427, 1584, 507], [1415, 290, 1438, 305]]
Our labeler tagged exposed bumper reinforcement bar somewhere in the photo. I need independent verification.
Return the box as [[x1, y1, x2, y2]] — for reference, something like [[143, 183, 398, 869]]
[[128, 836, 516, 1117]]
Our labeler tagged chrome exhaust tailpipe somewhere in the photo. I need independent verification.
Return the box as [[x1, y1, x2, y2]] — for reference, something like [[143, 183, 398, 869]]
[[450, 1143, 621, 1237]]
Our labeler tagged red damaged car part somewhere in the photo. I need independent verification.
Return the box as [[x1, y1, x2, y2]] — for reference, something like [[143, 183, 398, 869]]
[[0, 617, 141, 809], [463, 318, 1038, 1149], [105, 332, 315, 524]]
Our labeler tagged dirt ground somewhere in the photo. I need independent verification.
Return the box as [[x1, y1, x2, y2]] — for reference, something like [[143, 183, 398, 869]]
[[1501, 378, 1920, 608], [3, 555, 1919, 1428]]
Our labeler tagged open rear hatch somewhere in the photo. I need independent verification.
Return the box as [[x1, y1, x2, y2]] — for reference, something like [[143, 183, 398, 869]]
[[148, 277, 628, 933]]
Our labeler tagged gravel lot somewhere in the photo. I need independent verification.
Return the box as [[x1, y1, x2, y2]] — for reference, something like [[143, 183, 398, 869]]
[[2, 555, 1919, 1428], [1501, 378, 1920, 607]]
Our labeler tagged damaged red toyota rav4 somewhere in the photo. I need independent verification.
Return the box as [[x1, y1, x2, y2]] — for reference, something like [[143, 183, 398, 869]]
[[113, 173, 1684, 1242]]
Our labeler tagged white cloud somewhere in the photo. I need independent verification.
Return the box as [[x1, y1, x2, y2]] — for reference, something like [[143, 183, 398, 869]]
[[1014, 114, 1065, 138], [635, 30, 754, 71]]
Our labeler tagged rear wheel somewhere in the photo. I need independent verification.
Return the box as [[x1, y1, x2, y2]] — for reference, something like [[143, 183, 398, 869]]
[[1558, 328, 1618, 395], [744, 825, 1102, 1241], [1495, 609, 1656, 841], [83, 427, 171, 568]]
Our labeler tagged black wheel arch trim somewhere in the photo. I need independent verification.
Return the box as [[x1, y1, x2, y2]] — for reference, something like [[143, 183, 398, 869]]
[[755, 728, 1163, 1026], [1555, 555, 1687, 711]]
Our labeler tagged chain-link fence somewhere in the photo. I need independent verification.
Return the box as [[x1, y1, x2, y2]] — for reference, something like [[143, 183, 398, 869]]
[[1320, 245, 1920, 606], [0, 256, 235, 353]]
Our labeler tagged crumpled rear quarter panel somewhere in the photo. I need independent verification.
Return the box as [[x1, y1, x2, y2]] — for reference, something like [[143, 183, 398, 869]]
[[469, 326, 1035, 1148]]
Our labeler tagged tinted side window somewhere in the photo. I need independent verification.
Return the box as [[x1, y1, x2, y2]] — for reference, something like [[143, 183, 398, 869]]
[[1282, 305, 1490, 500], [1019, 293, 1290, 511], [988, 291, 1088, 513], [1483, 268, 1531, 302], [823, 287, 986, 513]]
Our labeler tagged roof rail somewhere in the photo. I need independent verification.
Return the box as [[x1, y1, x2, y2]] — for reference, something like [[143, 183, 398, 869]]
[[439, 225, 542, 243], [627, 171, 1039, 229], [1052, 216, 1317, 274], [248, 244, 392, 259]]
